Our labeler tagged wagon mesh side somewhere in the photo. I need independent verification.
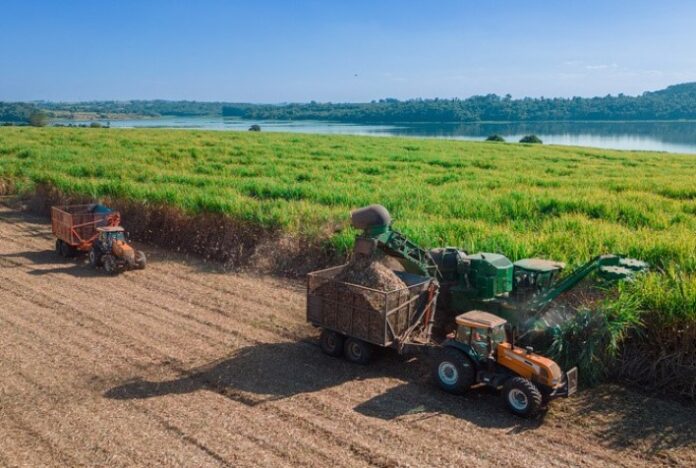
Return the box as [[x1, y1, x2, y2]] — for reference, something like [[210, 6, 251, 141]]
[[307, 265, 433, 347]]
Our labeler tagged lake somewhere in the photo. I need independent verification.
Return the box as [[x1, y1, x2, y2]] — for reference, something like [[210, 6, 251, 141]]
[[54, 117, 696, 154]]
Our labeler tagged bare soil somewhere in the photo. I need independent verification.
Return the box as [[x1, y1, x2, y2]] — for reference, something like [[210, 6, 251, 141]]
[[0, 204, 694, 467]]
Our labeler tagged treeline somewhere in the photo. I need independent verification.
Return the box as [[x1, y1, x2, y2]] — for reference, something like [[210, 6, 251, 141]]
[[223, 82, 696, 122], [38, 100, 224, 117], [4, 82, 696, 124], [0, 102, 39, 123]]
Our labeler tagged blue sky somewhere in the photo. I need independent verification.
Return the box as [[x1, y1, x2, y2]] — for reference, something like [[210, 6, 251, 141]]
[[1, 0, 695, 102]]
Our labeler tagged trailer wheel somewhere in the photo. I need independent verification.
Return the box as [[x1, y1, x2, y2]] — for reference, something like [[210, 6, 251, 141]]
[[343, 338, 373, 364], [433, 348, 475, 395], [59, 240, 75, 258], [319, 329, 345, 357], [502, 377, 542, 417], [55, 239, 63, 256], [89, 248, 102, 267], [102, 254, 117, 275]]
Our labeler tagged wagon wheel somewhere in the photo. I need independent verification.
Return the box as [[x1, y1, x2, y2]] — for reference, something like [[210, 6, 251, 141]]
[[59, 240, 74, 258]]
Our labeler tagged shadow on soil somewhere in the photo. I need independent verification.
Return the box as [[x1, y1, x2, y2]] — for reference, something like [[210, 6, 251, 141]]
[[0, 208, 51, 227], [104, 340, 696, 453], [104, 340, 542, 431], [0, 249, 105, 278]]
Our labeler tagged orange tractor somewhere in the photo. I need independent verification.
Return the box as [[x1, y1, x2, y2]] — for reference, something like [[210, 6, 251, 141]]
[[51, 204, 146, 274]]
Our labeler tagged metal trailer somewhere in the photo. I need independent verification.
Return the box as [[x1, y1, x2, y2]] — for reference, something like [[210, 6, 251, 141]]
[[51, 204, 121, 257], [306, 264, 439, 363]]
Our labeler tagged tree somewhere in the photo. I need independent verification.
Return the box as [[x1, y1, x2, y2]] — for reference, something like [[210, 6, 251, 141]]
[[28, 111, 48, 127], [248, 124, 261, 132], [519, 135, 542, 144], [486, 134, 505, 142]]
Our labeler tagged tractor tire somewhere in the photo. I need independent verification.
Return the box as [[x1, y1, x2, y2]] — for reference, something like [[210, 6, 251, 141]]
[[502, 377, 543, 418], [89, 248, 102, 267], [55, 239, 63, 256], [102, 254, 117, 275], [433, 347, 475, 395], [319, 329, 345, 357], [134, 250, 147, 270], [343, 337, 373, 364]]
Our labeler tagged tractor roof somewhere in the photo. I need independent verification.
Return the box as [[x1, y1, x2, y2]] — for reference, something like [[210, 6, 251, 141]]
[[456, 310, 507, 329], [514, 258, 565, 272], [97, 226, 125, 232]]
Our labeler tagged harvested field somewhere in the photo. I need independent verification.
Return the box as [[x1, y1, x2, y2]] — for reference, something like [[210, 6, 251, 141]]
[[0, 204, 694, 467]]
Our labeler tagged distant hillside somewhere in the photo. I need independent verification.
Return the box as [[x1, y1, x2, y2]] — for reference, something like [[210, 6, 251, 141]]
[[222, 82, 696, 123]]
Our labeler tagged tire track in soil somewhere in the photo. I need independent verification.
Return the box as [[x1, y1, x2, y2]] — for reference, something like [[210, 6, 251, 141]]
[[0, 311, 354, 467], [0, 310, 310, 466]]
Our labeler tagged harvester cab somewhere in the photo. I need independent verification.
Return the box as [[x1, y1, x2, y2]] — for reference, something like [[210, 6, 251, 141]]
[[90, 226, 146, 274], [435, 310, 578, 417]]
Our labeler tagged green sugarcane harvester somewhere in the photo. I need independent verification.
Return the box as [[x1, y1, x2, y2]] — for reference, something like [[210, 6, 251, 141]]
[[351, 204, 648, 333]]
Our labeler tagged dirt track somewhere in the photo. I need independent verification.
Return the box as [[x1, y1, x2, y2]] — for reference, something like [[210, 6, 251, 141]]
[[0, 204, 694, 467]]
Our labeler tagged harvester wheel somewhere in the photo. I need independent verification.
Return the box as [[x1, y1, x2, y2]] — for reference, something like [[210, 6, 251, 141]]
[[89, 249, 102, 267], [343, 338, 373, 364], [135, 250, 147, 269], [502, 377, 542, 417], [102, 254, 117, 275], [433, 348, 475, 395]]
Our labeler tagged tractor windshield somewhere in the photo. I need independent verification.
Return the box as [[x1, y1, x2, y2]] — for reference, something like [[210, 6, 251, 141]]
[[108, 232, 126, 242], [471, 327, 489, 357]]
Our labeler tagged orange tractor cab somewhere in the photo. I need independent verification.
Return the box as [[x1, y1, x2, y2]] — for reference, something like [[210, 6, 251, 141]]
[[434, 310, 578, 417]]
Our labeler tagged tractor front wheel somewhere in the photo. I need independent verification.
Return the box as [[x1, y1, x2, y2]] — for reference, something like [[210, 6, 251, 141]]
[[89, 248, 102, 267], [433, 348, 475, 395], [102, 254, 117, 275], [135, 250, 147, 269], [319, 329, 345, 357], [502, 377, 543, 417], [343, 338, 373, 364]]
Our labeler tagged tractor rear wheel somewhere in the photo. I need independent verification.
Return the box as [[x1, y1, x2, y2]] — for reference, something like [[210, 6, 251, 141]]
[[319, 329, 345, 357], [502, 377, 543, 417], [102, 254, 117, 275], [343, 338, 373, 364], [433, 347, 475, 395]]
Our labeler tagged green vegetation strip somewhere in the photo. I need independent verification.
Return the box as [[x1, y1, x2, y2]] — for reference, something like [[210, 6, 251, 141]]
[[0, 127, 694, 394]]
